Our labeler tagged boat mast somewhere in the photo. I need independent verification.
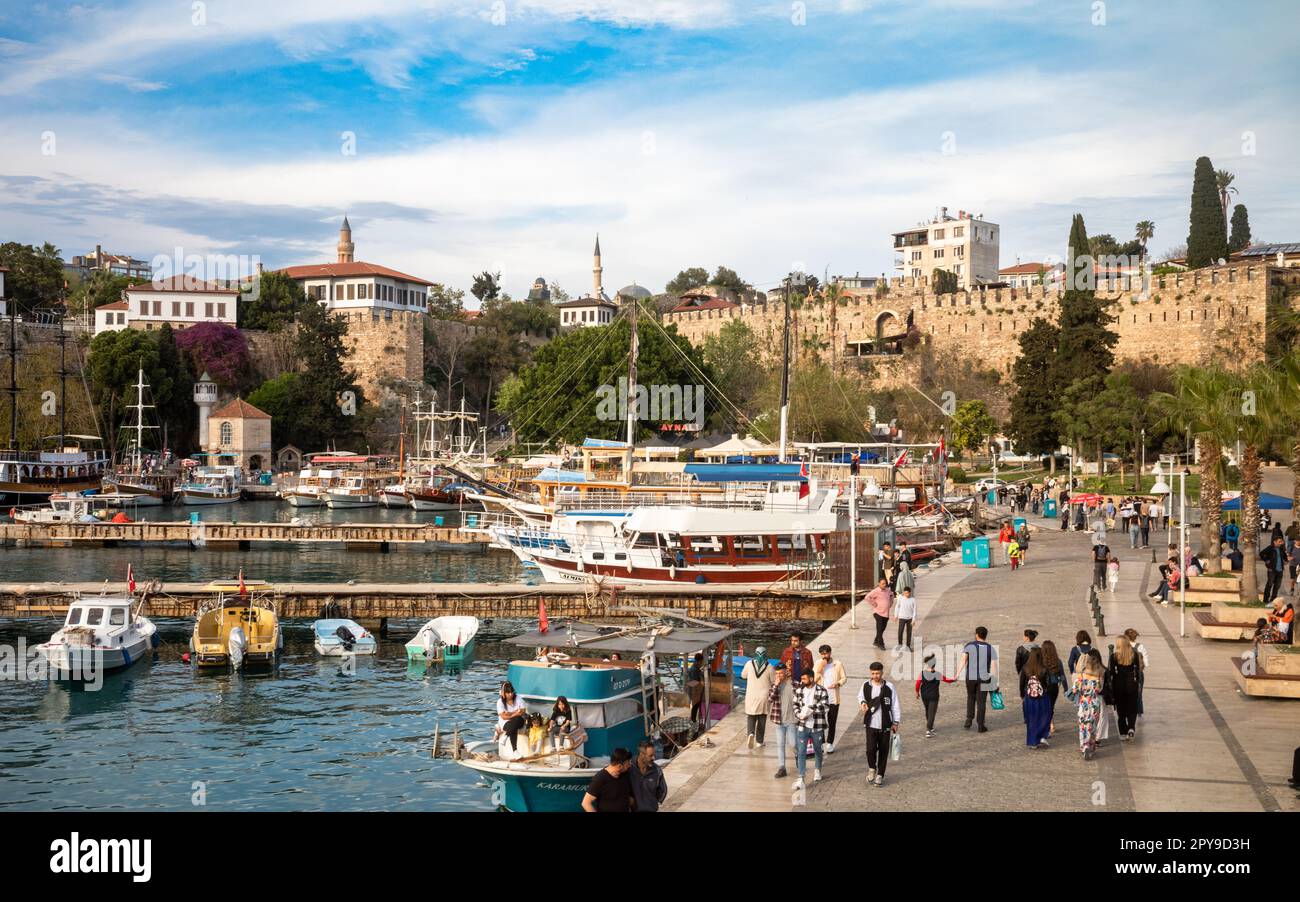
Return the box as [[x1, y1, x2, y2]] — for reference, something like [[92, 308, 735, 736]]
[[58, 310, 68, 450], [6, 310, 15, 450], [430, 397, 438, 460], [458, 396, 467, 456], [778, 274, 792, 463], [625, 296, 638, 454]]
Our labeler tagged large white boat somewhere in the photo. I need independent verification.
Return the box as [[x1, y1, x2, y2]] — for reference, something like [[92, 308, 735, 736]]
[[175, 465, 242, 505], [35, 593, 158, 677], [282, 467, 343, 508]]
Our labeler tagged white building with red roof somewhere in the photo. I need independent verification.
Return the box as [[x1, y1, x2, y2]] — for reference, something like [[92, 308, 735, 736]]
[[276, 216, 433, 313], [93, 276, 240, 335]]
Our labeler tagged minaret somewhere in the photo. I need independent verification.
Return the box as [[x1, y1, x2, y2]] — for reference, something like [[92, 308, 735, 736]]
[[337, 215, 355, 263], [194, 371, 218, 447], [593, 234, 603, 299]]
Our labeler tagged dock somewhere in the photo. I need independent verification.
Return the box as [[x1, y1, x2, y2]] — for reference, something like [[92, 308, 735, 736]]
[[0, 581, 851, 622], [0, 520, 486, 551]]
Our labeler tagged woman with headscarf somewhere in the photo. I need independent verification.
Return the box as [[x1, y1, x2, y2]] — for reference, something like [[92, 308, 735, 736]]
[[741, 646, 773, 749]]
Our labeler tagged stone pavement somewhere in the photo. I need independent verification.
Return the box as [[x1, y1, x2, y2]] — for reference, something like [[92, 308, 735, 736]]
[[664, 509, 1300, 812]]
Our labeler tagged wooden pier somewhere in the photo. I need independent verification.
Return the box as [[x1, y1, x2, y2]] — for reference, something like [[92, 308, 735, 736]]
[[0, 581, 849, 623], [0, 520, 486, 552]]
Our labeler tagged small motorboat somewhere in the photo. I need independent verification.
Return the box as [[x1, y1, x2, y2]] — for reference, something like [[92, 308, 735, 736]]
[[190, 591, 282, 669], [34, 593, 159, 678], [405, 616, 479, 663], [175, 466, 242, 506], [11, 491, 110, 523], [313, 618, 377, 656]]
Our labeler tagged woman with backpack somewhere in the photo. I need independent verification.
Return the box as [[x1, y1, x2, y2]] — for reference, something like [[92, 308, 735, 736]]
[[1107, 635, 1144, 740], [1022, 648, 1052, 749], [1040, 640, 1069, 736]]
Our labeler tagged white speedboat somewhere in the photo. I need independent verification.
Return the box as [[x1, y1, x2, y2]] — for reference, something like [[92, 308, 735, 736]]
[[35, 594, 158, 677], [175, 466, 242, 505], [11, 491, 113, 523], [312, 618, 377, 656], [406, 616, 479, 663], [324, 474, 381, 509]]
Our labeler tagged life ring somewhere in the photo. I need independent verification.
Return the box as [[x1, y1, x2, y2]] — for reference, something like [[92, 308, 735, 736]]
[[1224, 523, 1240, 541]]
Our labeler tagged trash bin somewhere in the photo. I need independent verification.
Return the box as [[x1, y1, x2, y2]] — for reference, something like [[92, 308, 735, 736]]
[[961, 540, 976, 565], [189, 511, 199, 526], [1043, 499, 1057, 519], [1013, 517, 1027, 533], [434, 515, 445, 527], [986, 490, 997, 505]]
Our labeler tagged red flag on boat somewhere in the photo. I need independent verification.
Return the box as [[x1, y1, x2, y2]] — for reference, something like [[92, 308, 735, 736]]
[[538, 598, 549, 634], [798, 461, 810, 499], [127, 564, 136, 593], [892, 449, 909, 469], [238, 568, 247, 596]]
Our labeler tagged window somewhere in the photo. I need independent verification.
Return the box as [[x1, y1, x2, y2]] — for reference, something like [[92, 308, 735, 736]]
[[185, 302, 194, 316], [735, 535, 766, 557], [954, 226, 964, 237], [172, 302, 181, 316], [66, 607, 82, 626], [347, 284, 355, 300], [138, 299, 147, 315], [217, 303, 226, 318], [220, 421, 232, 446], [955, 246, 964, 258], [591, 552, 605, 561], [689, 536, 727, 558], [934, 249, 944, 259], [204, 302, 213, 317], [152, 301, 162, 316], [109, 608, 126, 626], [335, 284, 343, 300], [933, 229, 945, 240], [86, 608, 104, 626], [358, 284, 367, 300]]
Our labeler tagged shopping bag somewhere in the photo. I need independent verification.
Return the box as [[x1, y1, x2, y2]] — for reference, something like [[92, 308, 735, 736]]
[[989, 690, 1005, 711], [889, 732, 902, 762]]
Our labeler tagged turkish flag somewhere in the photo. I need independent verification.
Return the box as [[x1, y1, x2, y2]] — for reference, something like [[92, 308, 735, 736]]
[[538, 598, 549, 634], [798, 461, 810, 499]]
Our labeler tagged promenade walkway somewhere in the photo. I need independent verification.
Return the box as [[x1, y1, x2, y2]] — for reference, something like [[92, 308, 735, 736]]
[[663, 511, 1300, 812]]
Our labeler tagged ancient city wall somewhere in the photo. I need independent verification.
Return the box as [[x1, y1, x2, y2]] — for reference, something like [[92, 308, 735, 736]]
[[663, 264, 1299, 375]]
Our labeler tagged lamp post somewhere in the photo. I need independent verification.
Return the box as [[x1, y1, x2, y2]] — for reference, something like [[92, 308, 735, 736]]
[[1179, 466, 1189, 638], [1139, 428, 1145, 493], [849, 456, 858, 629]]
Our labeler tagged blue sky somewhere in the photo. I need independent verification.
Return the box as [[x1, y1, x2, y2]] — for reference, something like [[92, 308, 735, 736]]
[[0, 0, 1295, 302]]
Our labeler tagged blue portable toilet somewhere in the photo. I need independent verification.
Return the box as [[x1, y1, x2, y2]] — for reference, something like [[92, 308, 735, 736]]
[[986, 490, 997, 505], [434, 515, 445, 527], [465, 513, 478, 528], [1013, 517, 1027, 533], [189, 511, 199, 526], [1043, 498, 1057, 518], [961, 540, 976, 565], [974, 541, 992, 569]]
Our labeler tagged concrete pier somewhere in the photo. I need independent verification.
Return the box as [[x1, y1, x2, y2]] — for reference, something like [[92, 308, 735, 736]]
[[0, 520, 483, 550]]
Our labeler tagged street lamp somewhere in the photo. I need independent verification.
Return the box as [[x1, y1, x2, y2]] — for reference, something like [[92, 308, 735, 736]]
[[1178, 466, 1190, 637]]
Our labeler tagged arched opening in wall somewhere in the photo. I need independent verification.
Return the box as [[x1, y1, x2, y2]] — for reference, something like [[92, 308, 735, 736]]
[[248, 455, 263, 471], [875, 311, 898, 349]]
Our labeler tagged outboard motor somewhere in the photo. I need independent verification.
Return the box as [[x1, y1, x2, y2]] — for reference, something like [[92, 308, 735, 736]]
[[334, 625, 357, 652], [228, 625, 247, 669]]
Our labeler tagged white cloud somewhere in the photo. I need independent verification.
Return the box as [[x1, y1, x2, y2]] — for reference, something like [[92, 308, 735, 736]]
[[97, 73, 168, 92]]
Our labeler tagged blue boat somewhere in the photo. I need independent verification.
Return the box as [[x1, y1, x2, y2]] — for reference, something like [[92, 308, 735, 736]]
[[455, 618, 737, 812]]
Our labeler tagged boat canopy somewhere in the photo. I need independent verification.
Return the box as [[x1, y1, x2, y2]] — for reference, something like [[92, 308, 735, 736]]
[[683, 463, 804, 483], [581, 438, 629, 449], [506, 622, 736, 657], [535, 468, 592, 483]]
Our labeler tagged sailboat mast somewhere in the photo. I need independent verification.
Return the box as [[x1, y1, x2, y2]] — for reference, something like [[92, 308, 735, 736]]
[[134, 368, 146, 472], [7, 311, 16, 450], [778, 275, 792, 463], [458, 397, 466, 455], [58, 312, 68, 450], [430, 398, 438, 459], [626, 298, 638, 448], [397, 406, 406, 478]]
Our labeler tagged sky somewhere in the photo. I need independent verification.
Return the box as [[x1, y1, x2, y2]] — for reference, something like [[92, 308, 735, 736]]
[[0, 0, 1295, 304]]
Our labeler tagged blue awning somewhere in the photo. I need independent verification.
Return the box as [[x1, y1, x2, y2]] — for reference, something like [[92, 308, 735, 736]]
[[1221, 492, 1293, 511], [582, 438, 629, 449], [535, 468, 590, 483], [684, 463, 805, 483]]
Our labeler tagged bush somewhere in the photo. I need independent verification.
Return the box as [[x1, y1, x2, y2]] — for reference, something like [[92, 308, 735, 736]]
[[948, 466, 968, 483]]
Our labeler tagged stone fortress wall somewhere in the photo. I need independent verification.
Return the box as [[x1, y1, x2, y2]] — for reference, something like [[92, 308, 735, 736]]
[[663, 264, 1300, 375]]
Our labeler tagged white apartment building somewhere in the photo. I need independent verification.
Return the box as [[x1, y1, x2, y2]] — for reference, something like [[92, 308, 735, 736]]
[[892, 207, 999, 289], [277, 217, 432, 313], [94, 276, 239, 335]]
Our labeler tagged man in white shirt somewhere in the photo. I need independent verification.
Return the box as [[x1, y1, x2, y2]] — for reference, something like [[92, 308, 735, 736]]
[[857, 661, 900, 787], [894, 587, 917, 651], [814, 644, 847, 754]]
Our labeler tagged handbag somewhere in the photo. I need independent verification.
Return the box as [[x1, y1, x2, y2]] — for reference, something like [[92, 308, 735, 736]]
[[989, 690, 1005, 711], [889, 731, 902, 762]]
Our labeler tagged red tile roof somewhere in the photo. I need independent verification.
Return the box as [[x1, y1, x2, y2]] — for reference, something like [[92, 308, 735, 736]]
[[671, 297, 736, 313], [998, 263, 1050, 275], [97, 300, 129, 311], [276, 261, 434, 286], [126, 276, 239, 294], [211, 398, 271, 420]]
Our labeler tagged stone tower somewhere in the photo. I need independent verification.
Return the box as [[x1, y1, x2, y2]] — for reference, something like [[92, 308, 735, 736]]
[[337, 215, 355, 264], [593, 233, 603, 299]]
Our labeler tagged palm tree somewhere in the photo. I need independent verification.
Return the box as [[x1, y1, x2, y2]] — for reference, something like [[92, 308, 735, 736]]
[[1228, 364, 1283, 602], [1268, 351, 1300, 530], [1150, 364, 1235, 559], [1135, 221, 1155, 258], [1215, 170, 1238, 229]]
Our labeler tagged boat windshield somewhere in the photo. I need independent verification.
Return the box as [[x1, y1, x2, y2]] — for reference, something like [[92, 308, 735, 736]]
[[65, 607, 81, 626], [85, 608, 104, 626], [109, 608, 126, 626]]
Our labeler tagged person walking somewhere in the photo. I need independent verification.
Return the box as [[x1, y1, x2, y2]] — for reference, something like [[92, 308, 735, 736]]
[[767, 663, 796, 779], [628, 738, 667, 812], [1067, 630, 1094, 675], [1262, 535, 1290, 607], [1124, 629, 1150, 719], [956, 626, 998, 732], [1128, 505, 1140, 549], [894, 586, 917, 651], [858, 661, 900, 786], [878, 543, 898, 591], [1107, 554, 1120, 594], [1107, 635, 1144, 741], [581, 747, 634, 811], [1022, 648, 1052, 749], [791, 669, 830, 790], [780, 631, 814, 684], [915, 652, 955, 737], [741, 646, 772, 749], [895, 552, 916, 595], [1014, 628, 1040, 707], [1060, 488, 1071, 531], [1138, 500, 1151, 548], [1071, 649, 1104, 760], [867, 577, 893, 650], [1041, 639, 1069, 737], [998, 520, 1015, 566], [813, 644, 847, 754], [1091, 538, 1111, 591], [1016, 523, 1031, 566]]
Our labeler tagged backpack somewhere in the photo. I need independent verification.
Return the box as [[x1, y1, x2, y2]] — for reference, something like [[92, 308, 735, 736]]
[[1026, 675, 1044, 698]]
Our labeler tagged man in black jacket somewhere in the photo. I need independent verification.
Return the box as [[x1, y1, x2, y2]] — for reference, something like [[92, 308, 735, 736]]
[[1262, 536, 1291, 606]]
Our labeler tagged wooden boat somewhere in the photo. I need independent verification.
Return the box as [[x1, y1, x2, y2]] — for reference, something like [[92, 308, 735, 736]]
[[324, 474, 381, 509], [406, 616, 479, 663], [175, 465, 242, 506], [35, 593, 158, 678], [10, 491, 111, 523], [313, 618, 377, 656], [189, 591, 281, 669]]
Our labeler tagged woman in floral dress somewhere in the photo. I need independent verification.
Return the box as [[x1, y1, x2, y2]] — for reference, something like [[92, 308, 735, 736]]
[[1072, 648, 1104, 760]]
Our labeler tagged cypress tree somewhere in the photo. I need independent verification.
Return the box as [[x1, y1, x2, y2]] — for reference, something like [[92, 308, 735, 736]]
[[1228, 204, 1251, 253], [1007, 317, 1062, 456], [1187, 156, 1227, 267], [1056, 213, 1116, 387]]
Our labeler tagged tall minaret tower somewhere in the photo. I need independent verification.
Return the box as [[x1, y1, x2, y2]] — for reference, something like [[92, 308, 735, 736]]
[[337, 215, 355, 263], [592, 234, 603, 299]]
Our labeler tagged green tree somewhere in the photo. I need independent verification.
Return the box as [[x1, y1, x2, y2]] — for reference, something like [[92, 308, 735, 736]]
[[285, 300, 363, 451], [1135, 221, 1155, 257], [1007, 318, 1061, 460], [426, 283, 466, 320], [1054, 375, 1142, 479], [471, 271, 501, 305], [1215, 169, 1238, 227], [1057, 214, 1117, 386], [68, 271, 132, 316], [950, 400, 996, 455], [87, 329, 165, 459], [708, 266, 747, 295], [0, 241, 65, 313], [1187, 156, 1228, 268], [240, 270, 308, 331], [247, 373, 303, 449], [153, 323, 197, 455], [1228, 204, 1251, 254], [932, 269, 959, 295], [666, 267, 709, 296]]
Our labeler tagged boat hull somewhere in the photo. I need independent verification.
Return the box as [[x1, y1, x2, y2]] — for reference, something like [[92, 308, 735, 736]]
[[458, 757, 595, 812], [284, 492, 324, 508], [36, 628, 157, 678], [532, 556, 824, 588], [175, 490, 240, 506], [325, 494, 378, 509], [314, 638, 377, 656]]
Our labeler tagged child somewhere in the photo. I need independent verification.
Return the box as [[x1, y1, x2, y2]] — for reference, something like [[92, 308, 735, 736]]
[[915, 653, 955, 738], [525, 713, 547, 755], [1008, 537, 1022, 570], [1107, 554, 1120, 593]]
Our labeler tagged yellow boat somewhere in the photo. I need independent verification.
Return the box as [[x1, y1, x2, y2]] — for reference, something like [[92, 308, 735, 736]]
[[189, 593, 282, 669]]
